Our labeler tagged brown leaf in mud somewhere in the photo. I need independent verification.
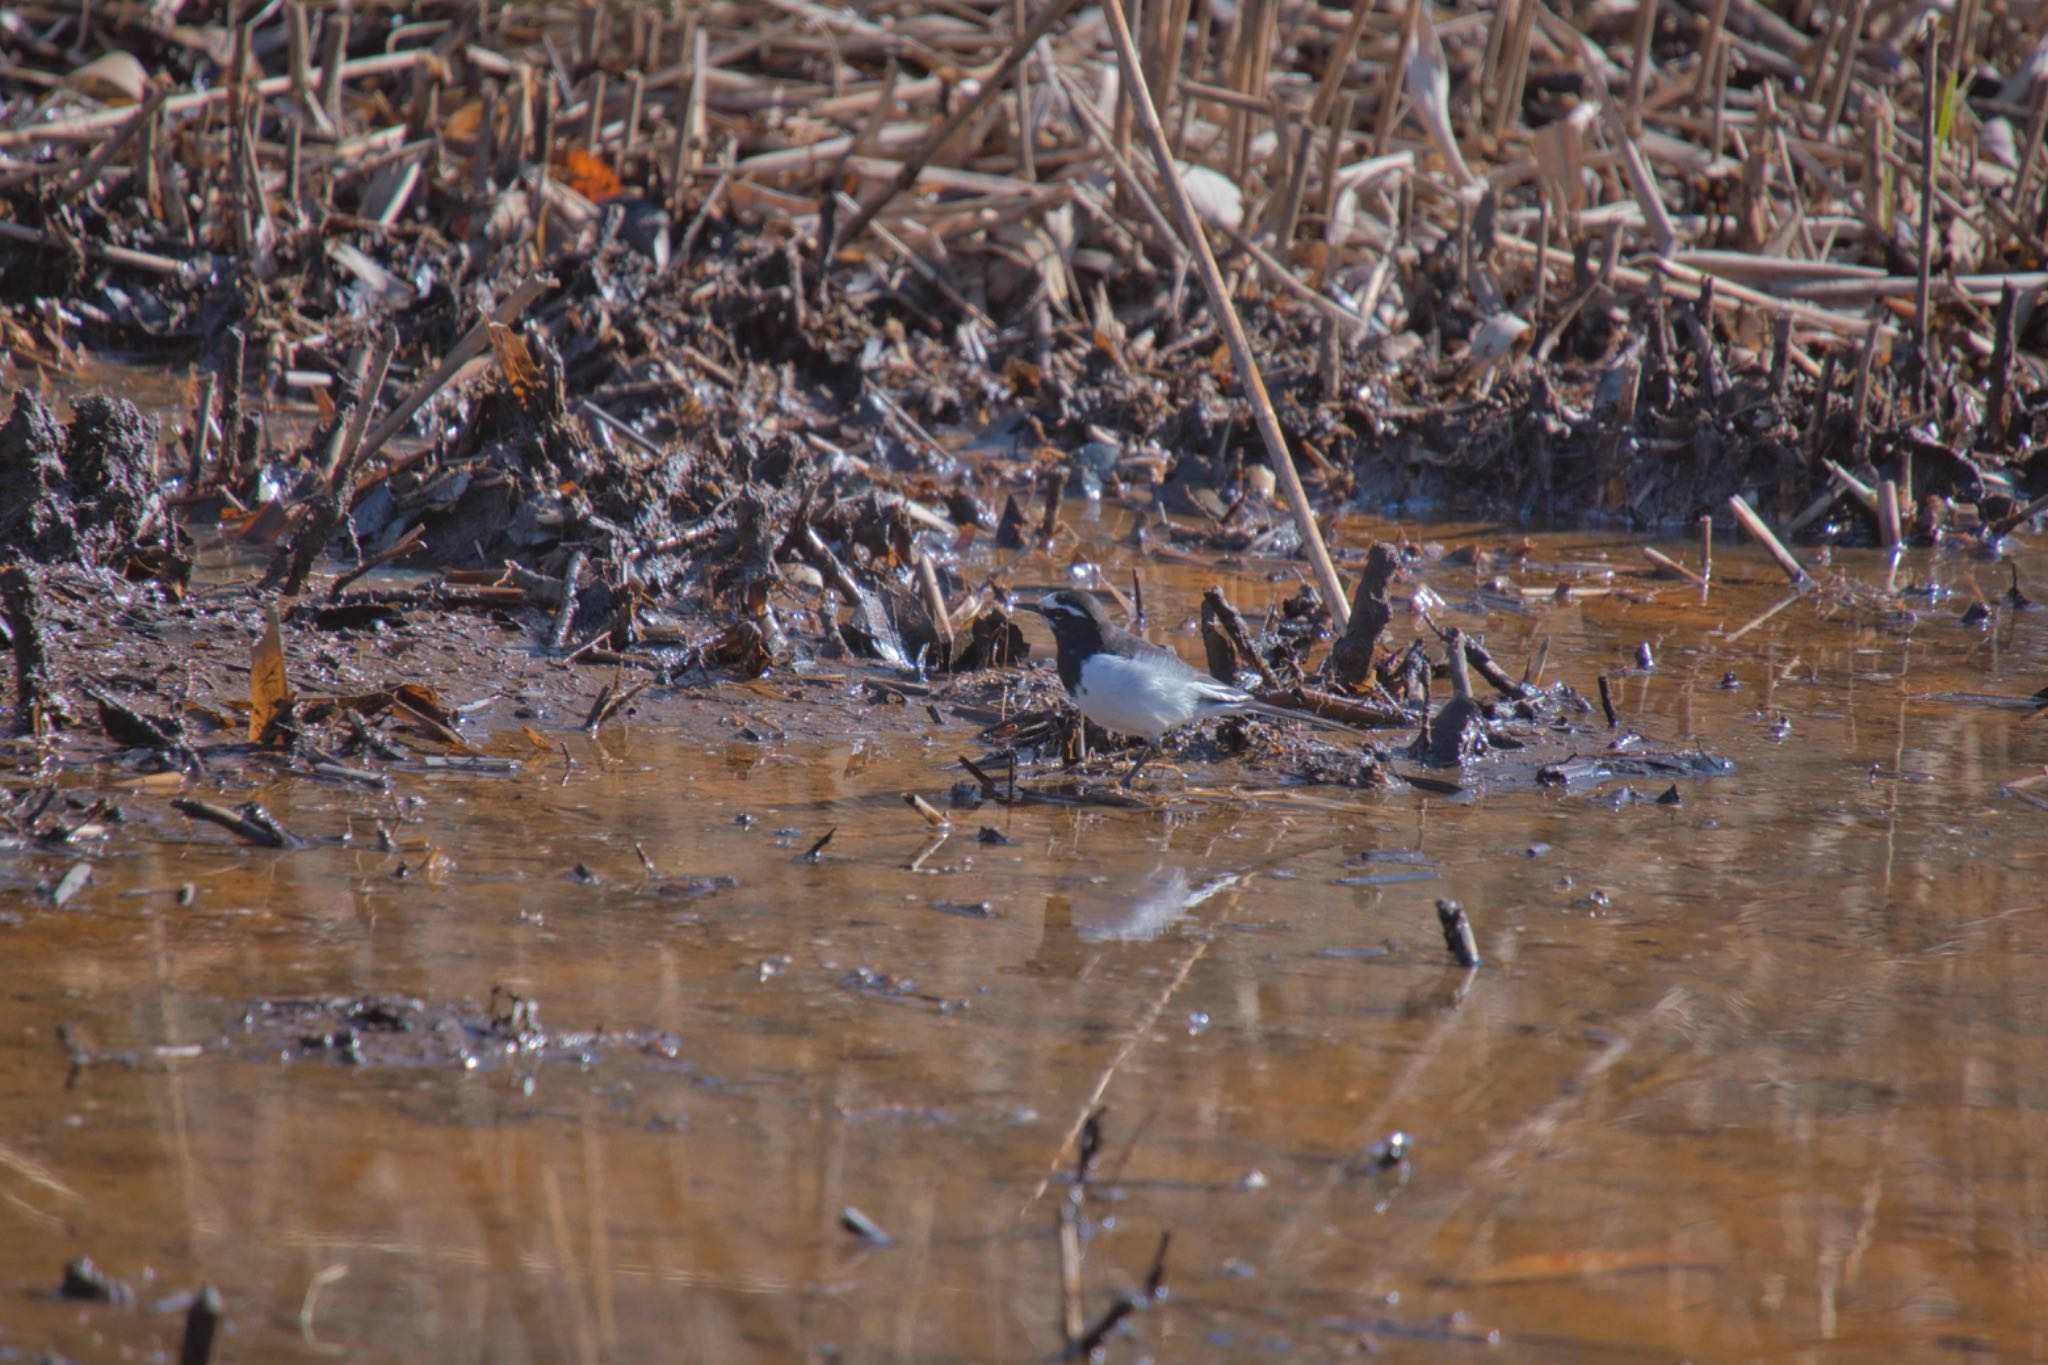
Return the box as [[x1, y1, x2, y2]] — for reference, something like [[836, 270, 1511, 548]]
[[249, 605, 291, 743], [487, 323, 544, 412], [520, 724, 551, 751]]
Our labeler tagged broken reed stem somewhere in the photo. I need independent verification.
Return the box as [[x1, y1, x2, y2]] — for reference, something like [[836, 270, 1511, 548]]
[[1641, 545, 1705, 586], [1914, 25, 1938, 408], [187, 373, 217, 485], [1102, 0, 1351, 630], [1878, 478, 1901, 550], [916, 552, 955, 654], [1727, 494, 1811, 587], [837, 0, 1082, 250], [54, 85, 171, 208], [1374, 0, 1424, 157], [672, 21, 706, 212], [353, 275, 553, 470], [1494, 0, 1540, 139], [1694, 0, 1731, 102], [1307, 0, 1375, 128], [1626, 0, 1659, 136], [320, 335, 396, 489]]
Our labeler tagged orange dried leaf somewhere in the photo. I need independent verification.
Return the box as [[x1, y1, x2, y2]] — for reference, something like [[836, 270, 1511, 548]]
[[486, 322, 543, 410], [443, 100, 485, 143], [552, 147, 621, 201], [248, 605, 291, 743]]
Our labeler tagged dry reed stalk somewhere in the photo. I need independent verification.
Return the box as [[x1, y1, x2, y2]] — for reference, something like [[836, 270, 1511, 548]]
[[1101, 0, 1351, 631], [1913, 25, 1938, 406], [837, 0, 1082, 249], [1626, 0, 1659, 136], [1819, 0, 1869, 136], [1491, 0, 1538, 141], [1727, 495, 1811, 586], [1373, 0, 1423, 157], [354, 275, 555, 470], [0, 50, 431, 149]]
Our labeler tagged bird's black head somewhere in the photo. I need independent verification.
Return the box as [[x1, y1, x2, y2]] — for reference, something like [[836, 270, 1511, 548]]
[[1028, 590, 1110, 649]]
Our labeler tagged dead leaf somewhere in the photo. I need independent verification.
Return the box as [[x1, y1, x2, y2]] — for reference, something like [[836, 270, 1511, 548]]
[[249, 604, 291, 743], [552, 147, 622, 201], [443, 100, 486, 144], [66, 52, 148, 104], [1404, 8, 1476, 187], [487, 322, 543, 411], [1178, 161, 1244, 231]]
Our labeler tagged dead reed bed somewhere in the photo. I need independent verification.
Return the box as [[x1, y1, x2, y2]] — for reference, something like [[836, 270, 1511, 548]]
[[0, 0, 2043, 553]]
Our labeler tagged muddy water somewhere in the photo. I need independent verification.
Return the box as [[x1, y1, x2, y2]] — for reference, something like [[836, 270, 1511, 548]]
[[6, 510, 2048, 1362]]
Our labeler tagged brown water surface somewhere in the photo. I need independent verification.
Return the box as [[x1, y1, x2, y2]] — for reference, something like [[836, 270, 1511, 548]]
[[6, 507, 2048, 1362]]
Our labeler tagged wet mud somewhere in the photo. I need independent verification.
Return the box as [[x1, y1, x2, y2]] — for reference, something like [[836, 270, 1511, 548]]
[[8, 514, 2048, 1361]]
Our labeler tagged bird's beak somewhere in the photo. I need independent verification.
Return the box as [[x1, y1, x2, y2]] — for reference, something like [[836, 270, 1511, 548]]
[[1022, 597, 1052, 617]]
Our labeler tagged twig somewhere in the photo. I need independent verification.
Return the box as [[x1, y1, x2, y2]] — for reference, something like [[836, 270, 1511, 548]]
[[328, 525, 426, 601], [1726, 494, 1811, 587], [0, 51, 432, 148], [352, 275, 554, 468], [837, 0, 1082, 248], [1641, 545, 1705, 586], [171, 799, 303, 849], [1913, 26, 1939, 408]]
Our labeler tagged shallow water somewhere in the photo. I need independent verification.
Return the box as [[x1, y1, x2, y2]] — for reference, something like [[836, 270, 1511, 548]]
[[6, 507, 2048, 1362]]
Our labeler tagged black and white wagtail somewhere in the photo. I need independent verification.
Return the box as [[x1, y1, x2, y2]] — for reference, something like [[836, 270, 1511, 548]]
[[1028, 588, 1355, 787]]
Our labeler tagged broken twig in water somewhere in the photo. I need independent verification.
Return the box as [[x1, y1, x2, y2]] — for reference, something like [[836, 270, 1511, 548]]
[[1726, 494, 1811, 587]]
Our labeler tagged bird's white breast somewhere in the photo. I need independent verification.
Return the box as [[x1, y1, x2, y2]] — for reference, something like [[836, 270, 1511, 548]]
[[1073, 651, 1210, 742]]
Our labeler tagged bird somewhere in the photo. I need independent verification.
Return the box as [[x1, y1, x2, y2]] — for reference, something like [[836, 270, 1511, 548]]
[[1027, 588, 1358, 787]]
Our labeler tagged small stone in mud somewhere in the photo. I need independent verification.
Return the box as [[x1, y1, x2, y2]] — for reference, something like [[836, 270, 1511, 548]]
[[58, 1255, 133, 1304], [976, 827, 1012, 845], [567, 863, 601, 884], [1656, 784, 1683, 806], [1719, 671, 1742, 689]]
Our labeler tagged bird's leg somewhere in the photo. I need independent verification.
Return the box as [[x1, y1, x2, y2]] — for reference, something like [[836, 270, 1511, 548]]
[[1120, 742, 1157, 789]]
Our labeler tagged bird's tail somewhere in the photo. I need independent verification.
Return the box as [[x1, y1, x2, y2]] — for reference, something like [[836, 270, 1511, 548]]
[[1233, 698, 1378, 738]]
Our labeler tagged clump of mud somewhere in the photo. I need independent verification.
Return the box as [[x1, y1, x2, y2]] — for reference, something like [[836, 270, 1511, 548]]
[[0, 390, 177, 569]]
